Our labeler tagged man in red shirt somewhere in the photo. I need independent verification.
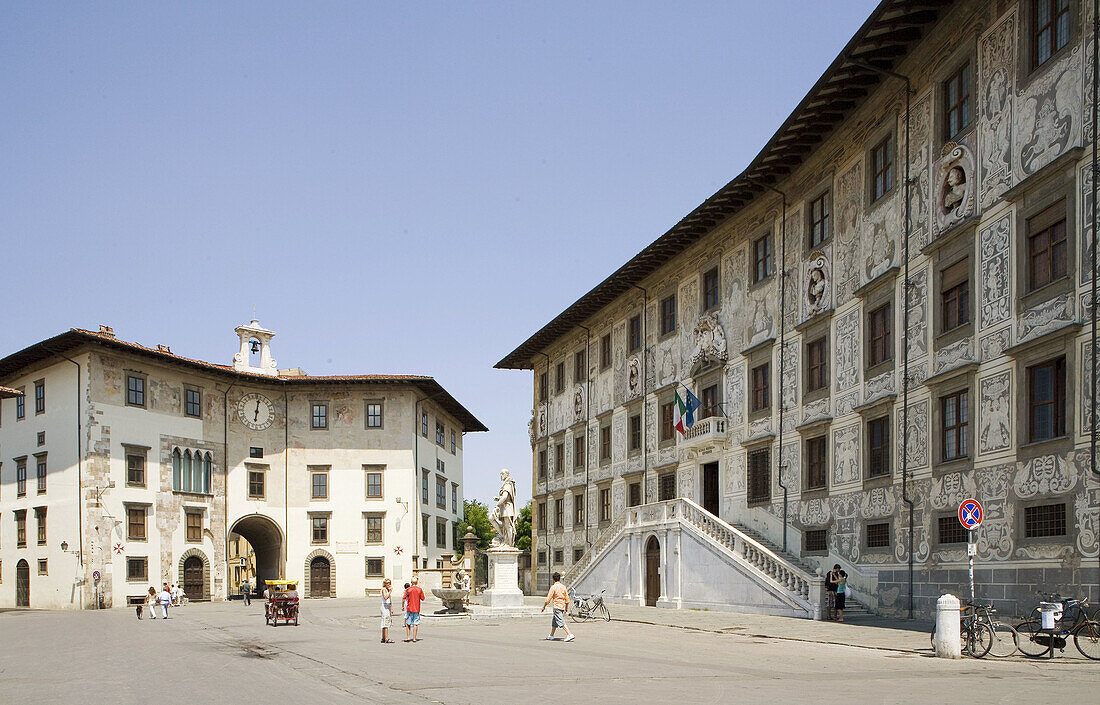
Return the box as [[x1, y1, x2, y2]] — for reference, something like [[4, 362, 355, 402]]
[[404, 577, 427, 642]]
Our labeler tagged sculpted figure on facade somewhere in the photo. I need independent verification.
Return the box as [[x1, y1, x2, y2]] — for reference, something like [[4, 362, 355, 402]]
[[489, 469, 518, 547], [934, 143, 976, 235], [687, 313, 728, 371], [573, 386, 585, 421], [627, 356, 641, 398], [803, 250, 831, 319]]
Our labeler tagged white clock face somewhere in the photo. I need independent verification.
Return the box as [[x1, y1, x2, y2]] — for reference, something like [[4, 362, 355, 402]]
[[237, 393, 275, 430]]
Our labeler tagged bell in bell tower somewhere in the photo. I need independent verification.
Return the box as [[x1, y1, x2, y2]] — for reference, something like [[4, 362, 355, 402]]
[[232, 320, 278, 375]]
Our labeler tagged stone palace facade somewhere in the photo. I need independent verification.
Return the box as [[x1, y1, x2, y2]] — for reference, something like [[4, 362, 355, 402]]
[[499, 0, 1100, 617], [0, 322, 485, 609]]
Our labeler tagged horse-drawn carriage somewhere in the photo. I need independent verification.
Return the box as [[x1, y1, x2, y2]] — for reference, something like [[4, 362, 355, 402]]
[[264, 579, 299, 626]]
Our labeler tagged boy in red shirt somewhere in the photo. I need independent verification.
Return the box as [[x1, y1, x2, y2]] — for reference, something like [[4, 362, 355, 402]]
[[404, 577, 426, 642]]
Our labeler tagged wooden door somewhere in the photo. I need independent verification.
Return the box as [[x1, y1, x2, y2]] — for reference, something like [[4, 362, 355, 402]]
[[702, 462, 720, 516], [16, 560, 30, 607], [183, 556, 204, 600], [644, 537, 660, 607], [310, 557, 330, 597]]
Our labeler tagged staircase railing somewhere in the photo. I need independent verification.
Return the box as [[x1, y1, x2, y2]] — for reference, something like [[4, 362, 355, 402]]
[[562, 510, 628, 585]]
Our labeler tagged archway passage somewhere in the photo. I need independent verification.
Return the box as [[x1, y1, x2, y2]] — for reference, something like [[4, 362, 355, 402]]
[[645, 537, 660, 607], [229, 514, 284, 598], [309, 557, 331, 598], [16, 559, 30, 607], [183, 556, 204, 601]]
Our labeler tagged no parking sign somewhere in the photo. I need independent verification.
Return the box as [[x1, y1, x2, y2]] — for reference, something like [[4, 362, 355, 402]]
[[958, 498, 983, 530]]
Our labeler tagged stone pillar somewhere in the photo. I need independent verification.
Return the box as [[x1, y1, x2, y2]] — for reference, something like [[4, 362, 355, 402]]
[[483, 546, 524, 608], [934, 593, 962, 658], [461, 526, 478, 595]]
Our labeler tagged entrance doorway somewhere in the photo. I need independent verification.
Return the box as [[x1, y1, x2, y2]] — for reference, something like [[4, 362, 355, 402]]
[[645, 537, 660, 607], [702, 462, 720, 516], [229, 514, 284, 599], [16, 559, 30, 607], [309, 557, 331, 597], [183, 556, 204, 600]]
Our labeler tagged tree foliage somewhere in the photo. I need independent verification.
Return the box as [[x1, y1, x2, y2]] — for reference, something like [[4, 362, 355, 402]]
[[515, 500, 532, 551], [454, 499, 495, 553]]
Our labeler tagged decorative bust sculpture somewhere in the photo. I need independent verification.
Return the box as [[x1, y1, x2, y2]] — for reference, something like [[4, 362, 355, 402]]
[[942, 165, 966, 212], [488, 469, 518, 547]]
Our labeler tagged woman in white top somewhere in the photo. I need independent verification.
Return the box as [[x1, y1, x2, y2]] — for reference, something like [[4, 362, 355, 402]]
[[380, 579, 395, 643]]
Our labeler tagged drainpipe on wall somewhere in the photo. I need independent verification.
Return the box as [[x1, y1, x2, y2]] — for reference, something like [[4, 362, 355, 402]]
[[283, 388, 289, 576], [222, 380, 238, 598], [535, 352, 551, 589], [47, 349, 85, 607], [576, 324, 592, 548], [1091, 0, 1099, 600], [631, 285, 649, 505]]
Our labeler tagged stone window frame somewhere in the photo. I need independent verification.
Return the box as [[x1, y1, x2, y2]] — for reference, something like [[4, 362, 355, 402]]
[[806, 185, 833, 251], [1018, 0, 1079, 81], [33, 451, 47, 495], [803, 527, 829, 555], [658, 393, 676, 448], [1011, 160, 1077, 312], [37, 558, 48, 576], [15, 386, 25, 420], [536, 501, 547, 532], [657, 469, 677, 502], [555, 361, 566, 395], [802, 432, 829, 496], [15, 508, 27, 547], [597, 483, 612, 524], [126, 556, 149, 582], [659, 291, 678, 339], [124, 502, 151, 542], [33, 379, 45, 415], [421, 411, 429, 438], [364, 511, 385, 545], [364, 464, 384, 499], [702, 262, 722, 311], [864, 520, 892, 553], [628, 313, 643, 352], [126, 371, 148, 409], [310, 401, 329, 430], [928, 228, 976, 353], [926, 366, 978, 476], [365, 556, 384, 577], [745, 340, 774, 420], [751, 233, 775, 286], [34, 505, 46, 546], [451, 482, 458, 514], [436, 420, 446, 446], [600, 332, 612, 371], [1007, 329, 1075, 464], [866, 123, 897, 207], [537, 444, 548, 480], [598, 418, 613, 465], [1018, 499, 1072, 546], [935, 512, 969, 545], [573, 490, 585, 528], [554, 496, 565, 532], [625, 472, 644, 507], [36, 431, 45, 447], [931, 39, 978, 148], [436, 474, 447, 510], [364, 399, 385, 429], [15, 456, 27, 497], [573, 547, 584, 564], [451, 429, 457, 455], [553, 437, 566, 477], [857, 268, 898, 378], [421, 468, 430, 504], [574, 348, 587, 384], [627, 408, 643, 456], [309, 511, 331, 545], [802, 315, 831, 404], [855, 396, 895, 489], [185, 509, 204, 543], [553, 549, 564, 565], [572, 431, 586, 471], [246, 463, 267, 500], [310, 465, 330, 501], [184, 385, 203, 418], [422, 513, 429, 545], [745, 441, 772, 506], [538, 371, 549, 402]]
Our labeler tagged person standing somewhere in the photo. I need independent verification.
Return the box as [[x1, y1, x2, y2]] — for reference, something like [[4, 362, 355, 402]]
[[825, 565, 838, 620], [158, 584, 172, 619], [403, 577, 426, 642], [828, 564, 848, 622], [147, 587, 159, 620], [240, 579, 251, 606], [541, 572, 575, 642], [380, 579, 395, 643]]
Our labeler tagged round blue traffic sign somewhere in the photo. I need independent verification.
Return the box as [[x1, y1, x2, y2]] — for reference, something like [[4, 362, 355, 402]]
[[958, 498, 983, 529]]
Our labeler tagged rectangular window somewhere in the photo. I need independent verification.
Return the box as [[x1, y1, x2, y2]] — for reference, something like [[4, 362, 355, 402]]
[[127, 375, 145, 407], [751, 363, 771, 412], [422, 514, 429, 545], [600, 488, 611, 522], [868, 303, 893, 366], [36, 456, 46, 494], [658, 472, 676, 502], [701, 384, 719, 419], [871, 137, 893, 201], [311, 471, 328, 500], [866, 522, 890, 549], [600, 333, 612, 369], [366, 557, 384, 577], [573, 548, 584, 563], [1024, 503, 1067, 538], [574, 493, 585, 526], [16, 393, 25, 419], [366, 514, 383, 544], [249, 446, 264, 459], [703, 266, 721, 309], [943, 62, 971, 138], [539, 372, 549, 402], [311, 403, 328, 429], [747, 448, 771, 504], [940, 259, 970, 332], [804, 529, 827, 552], [451, 430, 457, 454], [574, 350, 586, 383], [629, 314, 642, 352], [451, 484, 457, 513], [537, 502, 546, 530], [127, 557, 148, 582], [1028, 357, 1066, 442], [16, 459, 26, 497], [809, 191, 830, 247], [554, 442, 565, 475], [555, 362, 565, 394], [16, 510, 26, 547], [185, 388, 202, 418], [1032, 0, 1071, 69], [660, 294, 677, 335], [629, 414, 641, 451], [941, 390, 969, 461], [421, 412, 429, 437], [365, 466, 383, 499], [1027, 214, 1067, 290], [422, 471, 429, 504], [312, 516, 328, 543], [35, 507, 46, 545], [805, 436, 827, 490], [127, 506, 147, 541], [127, 453, 146, 487], [537, 551, 546, 565], [868, 416, 891, 478], [186, 512, 202, 542], [554, 550, 563, 564], [38, 559, 48, 576], [34, 380, 45, 414], [600, 425, 612, 461], [938, 515, 968, 544], [436, 476, 447, 509], [248, 470, 265, 499], [806, 337, 828, 392], [537, 448, 548, 479], [436, 421, 446, 446], [554, 498, 564, 529], [573, 434, 585, 469], [628, 482, 642, 507], [660, 401, 674, 442], [365, 401, 383, 428], [753, 235, 773, 283], [37, 431, 45, 446]]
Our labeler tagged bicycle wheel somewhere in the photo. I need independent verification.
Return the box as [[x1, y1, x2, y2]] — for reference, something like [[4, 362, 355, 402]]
[[567, 605, 586, 623], [967, 623, 994, 658], [595, 602, 610, 622], [1073, 621, 1100, 660], [987, 623, 1019, 658], [1016, 620, 1052, 658]]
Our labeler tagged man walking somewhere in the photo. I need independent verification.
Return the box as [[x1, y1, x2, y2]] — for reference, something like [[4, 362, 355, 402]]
[[541, 572, 575, 642], [403, 577, 426, 642], [158, 583, 172, 619]]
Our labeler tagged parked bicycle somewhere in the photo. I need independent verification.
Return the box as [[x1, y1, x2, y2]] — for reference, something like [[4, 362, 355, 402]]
[[1015, 593, 1100, 660], [929, 601, 1017, 658], [567, 588, 611, 622]]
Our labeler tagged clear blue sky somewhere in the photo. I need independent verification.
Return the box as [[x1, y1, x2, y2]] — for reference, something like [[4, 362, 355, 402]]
[[1, 1, 879, 505]]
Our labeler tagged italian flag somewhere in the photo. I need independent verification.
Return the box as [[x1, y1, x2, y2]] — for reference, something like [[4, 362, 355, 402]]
[[673, 388, 701, 435]]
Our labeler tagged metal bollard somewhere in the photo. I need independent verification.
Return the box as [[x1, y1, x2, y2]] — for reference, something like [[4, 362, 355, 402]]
[[935, 593, 962, 658]]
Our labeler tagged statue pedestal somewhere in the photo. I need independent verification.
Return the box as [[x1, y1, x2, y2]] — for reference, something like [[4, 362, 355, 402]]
[[482, 546, 524, 608]]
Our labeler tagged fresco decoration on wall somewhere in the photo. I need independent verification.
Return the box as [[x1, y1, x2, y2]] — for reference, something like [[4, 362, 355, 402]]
[[905, 360, 929, 387], [1015, 47, 1081, 179], [803, 247, 832, 320], [836, 391, 860, 417], [907, 92, 933, 250], [834, 161, 864, 305], [979, 213, 1012, 329], [865, 370, 895, 401], [725, 362, 746, 428], [979, 327, 1012, 360], [780, 343, 798, 423], [978, 9, 1016, 208], [724, 248, 749, 347], [864, 199, 900, 283], [834, 309, 860, 392], [930, 471, 974, 510], [725, 451, 745, 495], [798, 496, 831, 526], [906, 268, 929, 360], [979, 370, 1012, 454], [612, 416, 626, 463], [780, 442, 799, 495], [1080, 164, 1100, 287], [627, 356, 642, 399], [898, 400, 930, 469], [933, 337, 974, 375], [803, 398, 830, 425], [860, 485, 896, 518], [686, 313, 728, 373], [1015, 454, 1077, 498], [1017, 291, 1075, 342], [933, 142, 977, 236]]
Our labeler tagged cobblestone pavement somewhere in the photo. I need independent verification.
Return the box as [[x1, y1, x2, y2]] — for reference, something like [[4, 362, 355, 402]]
[[2, 598, 1097, 705]]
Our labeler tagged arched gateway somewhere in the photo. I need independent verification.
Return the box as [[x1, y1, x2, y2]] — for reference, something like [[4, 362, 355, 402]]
[[229, 514, 284, 594]]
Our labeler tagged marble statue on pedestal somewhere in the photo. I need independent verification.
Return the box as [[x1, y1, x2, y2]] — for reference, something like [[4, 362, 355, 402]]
[[489, 469, 517, 547]]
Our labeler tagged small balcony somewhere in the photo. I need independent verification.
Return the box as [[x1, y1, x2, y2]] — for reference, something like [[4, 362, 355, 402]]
[[678, 416, 728, 451]]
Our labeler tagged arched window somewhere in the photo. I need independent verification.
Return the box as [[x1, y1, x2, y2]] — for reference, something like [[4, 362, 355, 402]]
[[201, 453, 212, 494], [182, 450, 193, 492], [172, 448, 182, 491]]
